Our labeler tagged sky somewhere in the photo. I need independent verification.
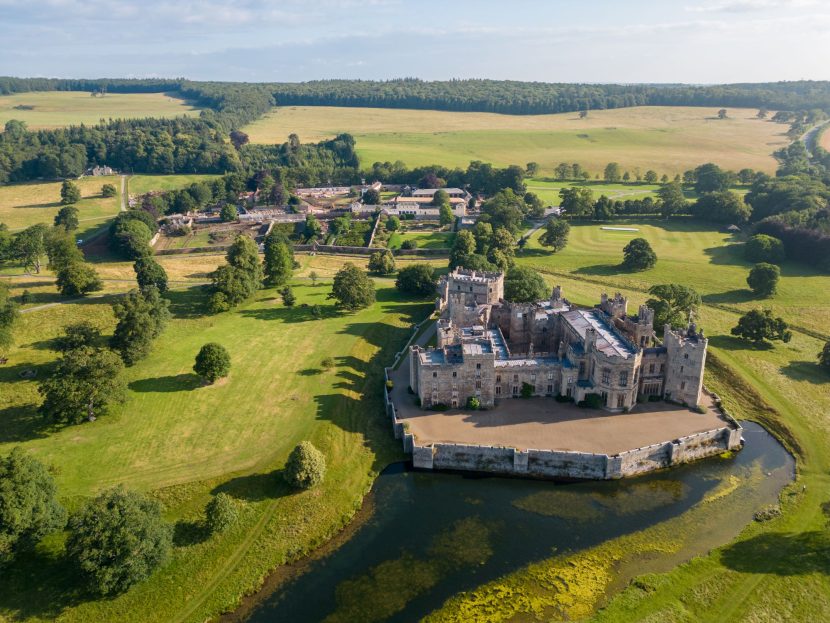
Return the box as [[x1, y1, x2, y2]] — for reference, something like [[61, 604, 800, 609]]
[[1, 0, 829, 83]]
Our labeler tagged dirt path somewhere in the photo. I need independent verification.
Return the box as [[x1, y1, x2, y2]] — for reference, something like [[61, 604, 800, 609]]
[[120, 175, 127, 212]]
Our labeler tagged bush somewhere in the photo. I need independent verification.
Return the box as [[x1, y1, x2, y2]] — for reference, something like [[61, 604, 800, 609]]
[[578, 393, 605, 409], [321, 356, 335, 369], [283, 441, 327, 489], [753, 505, 782, 522], [193, 342, 231, 383], [205, 493, 238, 534], [747, 262, 780, 297], [220, 204, 238, 222], [66, 487, 172, 595], [745, 234, 785, 264], [554, 394, 574, 403], [385, 379, 394, 392], [466, 396, 481, 410], [520, 382, 534, 399], [695, 404, 708, 414], [401, 239, 418, 250], [101, 183, 117, 198]]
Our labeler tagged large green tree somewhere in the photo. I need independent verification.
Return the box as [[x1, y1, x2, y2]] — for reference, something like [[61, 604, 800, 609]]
[[645, 284, 701, 329], [54, 206, 79, 231], [134, 256, 169, 293], [694, 163, 731, 194], [657, 181, 687, 218], [39, 346, 127, 424], [66, 487, 173, 595], [538, 218, 570, 252], [193, 342, 231, 384], [56, 261, 103, 297], [622, 238, 657, 271], [693, 191, 751, 223], [0, 448, 66, 562], [210, 235, 262, 312], [449, 229, 477, 269], [747, 262, 780, 297], [558, 187, 594, 217], [480, 189, 526, 234], [604, 162, 621, 183], [329, 263, 375, 310], [504, 266, 548, 302], [731, 309, 792, 345], [60, 180, 81, 205], [11, 224, 48, 273], [396, 264, 436, 296], [110, 286, 170, 365], [744, 234, 785, 264], [263, 232, 293, 286], [368, 250, 396, 275], [283, 441, 327, 489]]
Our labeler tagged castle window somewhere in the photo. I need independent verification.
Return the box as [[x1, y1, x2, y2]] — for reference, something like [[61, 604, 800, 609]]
[[619, 371, 628, 387], [512, 386, 519, 396], [681, 381, 686, 390], [452, 371, 457, 378], [660, 364, 665, 373], [432, 372, 437, 378], [680, 366, 684, 373], [496, 386, 501, 395], [547, 384, 553, 394], [475, 380, 482, 389], [617, 394, 625, 408], [548, 372, 554, 380], [476, 363, 481, 369], [496, 375, 501, 383], [579, 362, 586, 376], [684, 353, 689, 360], [601, 368, 611, 384], [513, 374, 519, 382], [531, 374, 536, 382], [649, 363, 655, 374]]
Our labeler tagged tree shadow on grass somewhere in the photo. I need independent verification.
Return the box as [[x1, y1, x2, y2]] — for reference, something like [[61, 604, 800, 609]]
[[707, 334, 774, 352], [780, 361, 828, 385], [238, 303, 340, 323], [298, 368, 323, 376], [573, 263, 628, 277], [0, 545, 93, 621], [129, 373, 202, 393], [703, 243, 747, 267], [720, 531, 830, 575], [0, 404, 54, 443], [701, 289, 755, 305], [164, 287, 209, 319], [173, 519, 210, 547], [212, 469, 294, 503]]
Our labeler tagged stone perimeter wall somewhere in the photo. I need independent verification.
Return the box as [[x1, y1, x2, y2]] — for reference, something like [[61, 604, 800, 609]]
[[384, 360, 742, 480]]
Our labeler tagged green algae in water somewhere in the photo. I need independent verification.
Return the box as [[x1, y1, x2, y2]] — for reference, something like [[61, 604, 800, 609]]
[[513, 480, 687, 521]]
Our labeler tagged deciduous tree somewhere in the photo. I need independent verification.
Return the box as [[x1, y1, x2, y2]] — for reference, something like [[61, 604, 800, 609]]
[[134, 256, 169, 293], [56, 261, 103, 296], [368, 250, 396, 275], [538, 218, 570, 252], [205, 493, 238, 533], [54, 206, 79, 231], [193, 342, 231, 384], [66, 487, 172, 595], [329, 263, 375, 310], [283, 441, 326, 489], [504, 266, 547, 302], [731, 309, 791, 345], [39, 346, 126, 424], [60, 180, 81, 205], [622, 238, 657, 271], [603, 162, 621, 183], [747, 262, 780, 297], [396, 264, 436, 296], [645, 284, 701, 329], [101, 183, 117, 198], [111, 286, 170, 365], [263, 232, 293, 286], [744, 234, 785, 264]]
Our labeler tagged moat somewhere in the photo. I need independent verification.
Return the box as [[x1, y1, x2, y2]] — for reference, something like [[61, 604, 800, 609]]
[[240, 422, 792, 623]]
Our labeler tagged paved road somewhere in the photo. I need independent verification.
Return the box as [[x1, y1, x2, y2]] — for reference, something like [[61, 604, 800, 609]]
[[800, 120, 830, 154]]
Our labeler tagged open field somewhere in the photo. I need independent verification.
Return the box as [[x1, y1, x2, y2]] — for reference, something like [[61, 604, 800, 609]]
[[127, 174, 221, 196], [0, 261, 432, 623], [423, 220, 830, 621], [820, 124, 830, 151], [243, 105, 787, 176], [0, 91, 200, 129], [387, 230, 455, 250], [0, 176, 122, 240]]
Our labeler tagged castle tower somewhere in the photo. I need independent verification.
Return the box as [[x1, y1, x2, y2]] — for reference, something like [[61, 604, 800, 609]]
[[662, 323, 708, 407], [633, 304, 656, 348], [600, 292, 628, 318], [550, 285, 564, 308]]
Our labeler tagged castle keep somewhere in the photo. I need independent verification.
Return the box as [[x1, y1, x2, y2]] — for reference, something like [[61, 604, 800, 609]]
[[410, 269, 707, 411]]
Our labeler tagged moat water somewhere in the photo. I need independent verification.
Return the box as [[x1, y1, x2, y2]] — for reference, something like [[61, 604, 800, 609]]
[[241, 422, 793, 623]]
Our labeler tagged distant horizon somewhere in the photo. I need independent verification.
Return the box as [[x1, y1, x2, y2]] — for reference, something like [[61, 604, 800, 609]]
[[1, 1, 828, 83]]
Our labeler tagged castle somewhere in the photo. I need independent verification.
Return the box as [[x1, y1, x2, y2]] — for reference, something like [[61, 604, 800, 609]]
[[410, 268, 707, 412]]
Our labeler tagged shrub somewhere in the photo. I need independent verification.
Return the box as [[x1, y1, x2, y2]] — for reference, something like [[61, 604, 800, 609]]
[[283, 441, 327, 489], [747, 262, 780, 297], [101, 183, 117, 198], [193, 343, 231, 383], [578, 393, 605, 409], [695, 404, 708, 414], [520, 382, 534, 399], [321, 356, 335, 369], [466, 396, 481, 410], [395, 264, 436, 297], [753, 505, 782, 522], [205, 493, 238, 534], [220, 204, 238, 222], [401, 239, 418, 250], [554, 394, 574, 403]]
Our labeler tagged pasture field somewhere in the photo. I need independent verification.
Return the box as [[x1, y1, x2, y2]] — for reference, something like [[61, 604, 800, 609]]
[[243, 105, 787, 176], [820, 124, 830, 151], [0, 261, 432, 623], [0, 91, 200, 129], [127, 174, 221, 196], [387, 230, 455, 249], [0, 176, 122, 240]]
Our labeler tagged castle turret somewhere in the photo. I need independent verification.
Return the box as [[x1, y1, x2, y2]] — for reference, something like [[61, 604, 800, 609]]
[[550, 285, 565, 308], [600, 292, 628, 318], [633, 304, 656, 348], [662, 323, 708, 407]]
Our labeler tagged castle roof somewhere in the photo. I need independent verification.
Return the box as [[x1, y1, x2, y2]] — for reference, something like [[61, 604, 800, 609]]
[[562, 309, 636, 359]]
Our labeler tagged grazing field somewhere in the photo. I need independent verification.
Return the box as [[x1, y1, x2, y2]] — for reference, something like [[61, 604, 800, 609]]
[[243, 105, 787, 176], [0, 91, 200, 129], [820, 125, 830, 151], [0, 261, 432, 623], [0, 176, 122, 240], [127, 174, 221, 196]]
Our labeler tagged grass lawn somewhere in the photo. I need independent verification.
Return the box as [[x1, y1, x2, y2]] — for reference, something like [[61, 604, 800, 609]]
[[0, 260, 433, 622], [387, 231, 455, 250], [127, 174, 221, 196], [425, 220, 830, 621], [242, 105, 787, 176], [0, 91, 200, 129], [0, 177, 122, 241]]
